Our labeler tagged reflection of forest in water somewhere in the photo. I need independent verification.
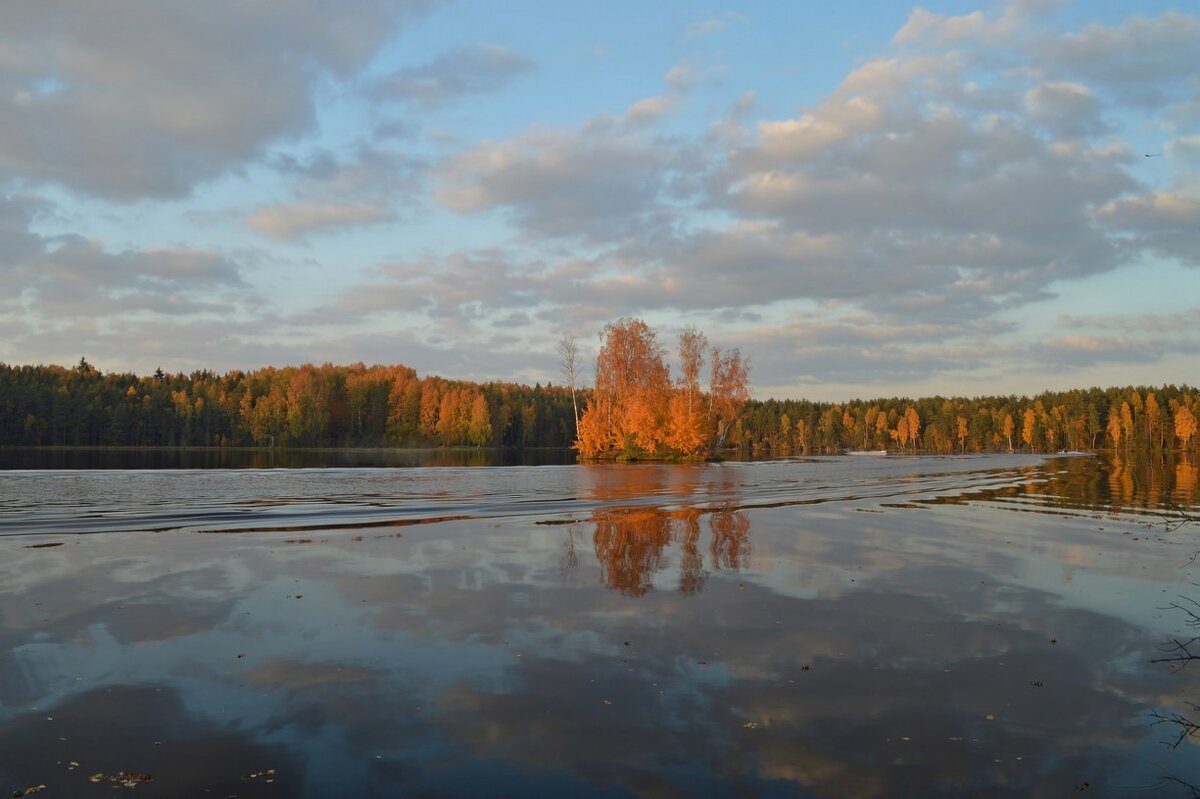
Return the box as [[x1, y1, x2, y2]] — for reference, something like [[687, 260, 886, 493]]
[[573, 465, 751, 596], [6, 455, 1200, 797], [931, 454, 1199, 519], [0, 446, 575, 470], [575, 455, 1200, 598]]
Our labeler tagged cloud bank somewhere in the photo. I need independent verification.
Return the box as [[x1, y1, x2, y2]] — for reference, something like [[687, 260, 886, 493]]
[[1, 1, 1198, 398]]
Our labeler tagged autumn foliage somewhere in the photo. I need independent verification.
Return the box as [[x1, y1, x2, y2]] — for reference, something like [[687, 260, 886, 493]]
[[3, 359, 1196, 459], [574, 319, 751, 459], [0, 360, 575, 449], [736, 387, 1200, 457]]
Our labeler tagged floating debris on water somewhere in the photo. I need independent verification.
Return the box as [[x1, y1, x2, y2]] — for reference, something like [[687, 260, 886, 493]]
[[241, 768, 276, 783], [88, 771, 153, 788]]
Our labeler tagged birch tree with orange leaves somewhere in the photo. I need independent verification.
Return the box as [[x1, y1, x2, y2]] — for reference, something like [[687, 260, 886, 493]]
[[576, 318, 671, 458], [1177, 404, 1197, 450], [667, 327, 708, 454], [710, 346, 751, 450], [575, 318, 750, 459], [903, 406, 921, 450]]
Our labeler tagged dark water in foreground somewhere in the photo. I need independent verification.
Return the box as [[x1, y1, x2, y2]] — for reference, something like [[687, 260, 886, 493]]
[[2, 454, 1200, 798]]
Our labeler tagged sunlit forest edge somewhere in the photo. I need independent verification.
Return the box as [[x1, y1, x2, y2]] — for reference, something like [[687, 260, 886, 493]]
[[2, 358, 1197, 457]]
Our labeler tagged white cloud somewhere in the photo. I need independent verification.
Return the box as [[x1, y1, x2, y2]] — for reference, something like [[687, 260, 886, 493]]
[[247, 203, 393, 242], [683, 13, 744, 41], [621, 96, 670, 128], [247, 146, 424, 241], [4, 3, 1200, 396], [373, 43, 535, 109], [0, 0, 436, 199], [684, 19, 729, 40], [1099, 191, 1200, 228], [434, 126, 693, 241], [1042, 11, 1200, 105], [1097, 191, 1200, 264], [1024, 81, 1106, 137], [0, 194, 255, 371], [754, 96, 886, 160], [894, 8, 998, 46]]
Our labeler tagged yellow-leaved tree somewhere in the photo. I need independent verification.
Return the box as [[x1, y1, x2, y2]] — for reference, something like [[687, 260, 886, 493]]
[[1176, 404, 1197, 451], [574, 318, 749, 459]]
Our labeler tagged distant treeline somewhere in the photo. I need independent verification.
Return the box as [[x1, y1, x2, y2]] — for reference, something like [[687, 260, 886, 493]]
[[734, 386, 1199, 455], [1, 360, 1197, 454], [0, 360, 577, 449]]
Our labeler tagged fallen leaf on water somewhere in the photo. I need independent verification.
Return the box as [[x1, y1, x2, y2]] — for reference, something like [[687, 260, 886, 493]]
[[117, 772, 152, 788], [87, 771, 152, 789], [742, 722, 758, 729], [241, 768, 277, 783], [985, 714, 995, 721]]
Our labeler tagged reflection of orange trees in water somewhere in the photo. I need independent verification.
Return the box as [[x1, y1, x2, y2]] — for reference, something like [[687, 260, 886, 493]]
[[1107, 457, 1136, 508], [581, 463, 752, 595], [678, 514, 705, 595], [593, 509, 673, 597], [592, 507, 752, 596], [710, 509, 751, 570], [1178, 461, 1197, 502], [1104, 454, 1200, 510], [1106, 456, 1195, 509], [944, 455, 1199, 517]]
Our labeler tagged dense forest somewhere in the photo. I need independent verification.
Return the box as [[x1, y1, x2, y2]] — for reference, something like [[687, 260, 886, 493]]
[[733, 386, 1198, 456], [0, 359, 1196, 455], [734, 386, 1195, 453], [0, 360, 576, 449]]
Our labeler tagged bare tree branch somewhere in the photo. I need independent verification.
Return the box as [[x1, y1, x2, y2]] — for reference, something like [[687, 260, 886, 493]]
[[558, 334, 580, 440], [1151, 708, 1200, 749]]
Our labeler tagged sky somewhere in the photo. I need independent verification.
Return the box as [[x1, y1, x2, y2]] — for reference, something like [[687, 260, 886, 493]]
[[1, 0, 1197, 401]]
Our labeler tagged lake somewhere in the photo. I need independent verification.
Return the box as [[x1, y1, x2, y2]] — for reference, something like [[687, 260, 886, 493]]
[[2, 453, 1199, 797]]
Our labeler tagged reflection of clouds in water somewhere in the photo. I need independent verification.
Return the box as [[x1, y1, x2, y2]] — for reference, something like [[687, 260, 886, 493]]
[[1, 456, 1199, 794], [423, 578, 1160, 797], [0, 685, 303, 797]]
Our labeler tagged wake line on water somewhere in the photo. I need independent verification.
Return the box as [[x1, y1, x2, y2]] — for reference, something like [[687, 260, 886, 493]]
[[0, 461, 1041, 538]]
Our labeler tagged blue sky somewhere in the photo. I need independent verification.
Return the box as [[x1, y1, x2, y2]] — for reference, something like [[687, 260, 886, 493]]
[[1, 0, 1197, 400]]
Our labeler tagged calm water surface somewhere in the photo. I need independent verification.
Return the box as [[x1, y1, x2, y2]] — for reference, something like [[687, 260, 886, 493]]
[[2, 453, 1200, 797]]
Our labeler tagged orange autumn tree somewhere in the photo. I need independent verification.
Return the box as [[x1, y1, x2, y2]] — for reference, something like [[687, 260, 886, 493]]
[[710, 345, 751, 449], [667, 327, 709, 453], [576, 318, 671, 457], [575, 318, 750, 459], [1177, 404, 1197, 451]]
